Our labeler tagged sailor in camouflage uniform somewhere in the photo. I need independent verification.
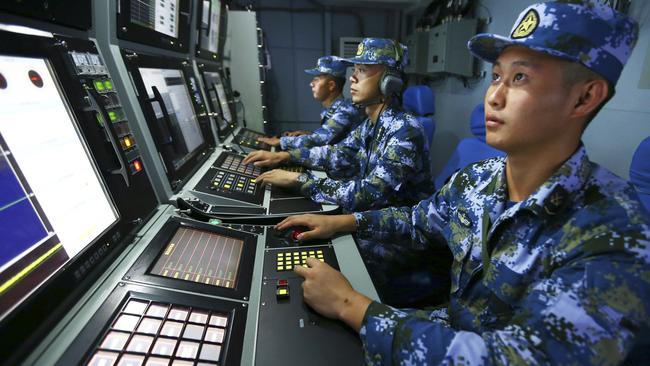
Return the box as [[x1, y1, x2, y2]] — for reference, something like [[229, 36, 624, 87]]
[[276, 1, 650, 364], [258, 56, 365, 150], [243, 38, 433, 212]]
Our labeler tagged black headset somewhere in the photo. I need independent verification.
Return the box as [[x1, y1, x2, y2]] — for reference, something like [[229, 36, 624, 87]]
[[379, 40, 404, 97]]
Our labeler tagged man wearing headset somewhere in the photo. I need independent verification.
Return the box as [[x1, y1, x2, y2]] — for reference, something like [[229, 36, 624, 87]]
[[273, 1, 650, 364], [242, 38, 433, 213], [257, 56, 365, 150]]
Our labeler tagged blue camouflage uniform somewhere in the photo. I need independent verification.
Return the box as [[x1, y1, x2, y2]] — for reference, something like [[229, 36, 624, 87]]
[[351, 2, 650, 364], [356, 147, 650, 364], [279, 98, 365, 150], [280, 56, 365, 150], [289, 39, 434, 212]]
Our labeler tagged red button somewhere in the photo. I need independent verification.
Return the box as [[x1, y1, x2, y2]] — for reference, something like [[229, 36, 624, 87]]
[[133, 160, 142, 172], [277, 279, 288, 286], [291, 230, 302, 241]]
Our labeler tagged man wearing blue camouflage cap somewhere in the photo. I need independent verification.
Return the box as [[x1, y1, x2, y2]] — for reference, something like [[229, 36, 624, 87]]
[[274, 1, 650, 364], [243, 38, 434, 213], [257, 56, 365, 149], [244, 38, 446, 306]]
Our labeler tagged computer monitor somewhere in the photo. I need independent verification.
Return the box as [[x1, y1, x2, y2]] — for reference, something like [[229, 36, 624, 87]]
[[150, 226, 244, 289], [117, 0, 191, 52], [0, 0, 91, 30], [138, 67, 205, 171], [202, 70, 234, 135], [0, 55, 119, 320], [196, 0, 227, 61]]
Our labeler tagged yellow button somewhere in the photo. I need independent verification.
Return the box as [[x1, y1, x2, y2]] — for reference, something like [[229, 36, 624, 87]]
[[251, 179, 256, 183], [301, 251, 307, 255], [277, 253, 283, 257], [309, 251, 315, 255], [237, 183, 244, 187], [278, 288, 287, 295], [224, 184, 231, 189], [277, 266, 283, 271], [319, 259, 324, 262]]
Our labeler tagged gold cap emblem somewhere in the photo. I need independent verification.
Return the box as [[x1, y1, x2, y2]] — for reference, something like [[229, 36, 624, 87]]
[[356, 42, 364, 56], [512, 9, 539, 39]]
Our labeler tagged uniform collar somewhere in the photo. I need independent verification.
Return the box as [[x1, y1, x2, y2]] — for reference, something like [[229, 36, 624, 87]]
[[484, 144, 592, 220], [321, 97, 344, 120]]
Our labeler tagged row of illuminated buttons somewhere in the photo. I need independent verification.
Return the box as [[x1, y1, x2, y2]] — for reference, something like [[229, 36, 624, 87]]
[[276, 250, 325, 271], [211, 172, 256, 194], [93, 78, 114, 93]]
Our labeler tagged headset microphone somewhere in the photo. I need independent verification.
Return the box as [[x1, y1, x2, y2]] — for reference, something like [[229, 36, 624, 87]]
[[354, 97, 384, 108]]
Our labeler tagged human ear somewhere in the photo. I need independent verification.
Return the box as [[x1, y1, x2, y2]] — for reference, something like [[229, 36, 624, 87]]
[[571, 79, 609, 118]]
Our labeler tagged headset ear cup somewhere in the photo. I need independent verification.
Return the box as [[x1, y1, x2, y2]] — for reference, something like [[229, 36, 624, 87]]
[[380, 70, 403, 96]]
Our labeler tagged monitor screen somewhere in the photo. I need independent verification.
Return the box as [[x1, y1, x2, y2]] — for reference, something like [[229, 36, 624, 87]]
[[150, 227, 243, 289], [0, 55, 119, 318], [202, 71, 230, 132], [203, 71, 233, 126], [130, 0, 179, 38], [199, 0, 221, 55], [138, 68, 205, 170]]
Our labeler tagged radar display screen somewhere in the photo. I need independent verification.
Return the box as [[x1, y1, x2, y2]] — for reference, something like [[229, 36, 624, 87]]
[[150, 227, 244, 289], [0, 55, 118, 319]]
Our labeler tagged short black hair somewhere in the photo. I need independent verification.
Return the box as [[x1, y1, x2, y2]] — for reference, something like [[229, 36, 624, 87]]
[[324, 75, 346, 94], [562, 61, 615, 128]]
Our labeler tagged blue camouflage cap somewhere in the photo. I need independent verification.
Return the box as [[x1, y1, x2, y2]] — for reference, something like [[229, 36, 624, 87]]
[[468, 0, 638, 85], [342, 38, 409, 70], [304, 56, 348, 78]]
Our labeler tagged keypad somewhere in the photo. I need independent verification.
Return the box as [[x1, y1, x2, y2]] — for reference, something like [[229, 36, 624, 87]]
[[86, 299, 228, 366], [275, 250, 324, 271], [218, 154, 261, 176], [210, 170, 257, 195]]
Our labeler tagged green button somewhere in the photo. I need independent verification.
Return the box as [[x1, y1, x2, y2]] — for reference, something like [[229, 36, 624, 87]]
[[108, 111, 117, 121], [93, 80, 104, 91], [103, 80, 113, 90]]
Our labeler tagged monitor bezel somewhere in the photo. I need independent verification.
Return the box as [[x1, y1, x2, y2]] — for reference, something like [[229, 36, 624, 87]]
[[198, 63, 237, 138], [0, 0, 92, 30], [0, 31, 156, 365], [117, 0, 191, 53], [194, 0, 228, 62], [121, 50, 214, 192]]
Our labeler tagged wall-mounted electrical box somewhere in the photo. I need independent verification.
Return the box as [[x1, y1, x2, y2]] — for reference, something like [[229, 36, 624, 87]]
[[403, 31, 428, 74], [425, 18, 478, 77]]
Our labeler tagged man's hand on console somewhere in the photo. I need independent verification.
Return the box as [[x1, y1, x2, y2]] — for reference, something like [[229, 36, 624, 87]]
[[283, 130, 311, 137], [255, 170, 300, 188], [242, 150, 289, 168], [257, 136, 280, 147], [294, 258, 371, 332], [275, 214, 357, 241]]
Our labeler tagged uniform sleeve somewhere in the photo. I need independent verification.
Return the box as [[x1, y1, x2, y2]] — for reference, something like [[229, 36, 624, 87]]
[[353, 179, 454, 248], [279, 105, 363, 150], [296, 128, 424, 212], [359, 228, 650, 365], [287, 123, 364, 171]]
